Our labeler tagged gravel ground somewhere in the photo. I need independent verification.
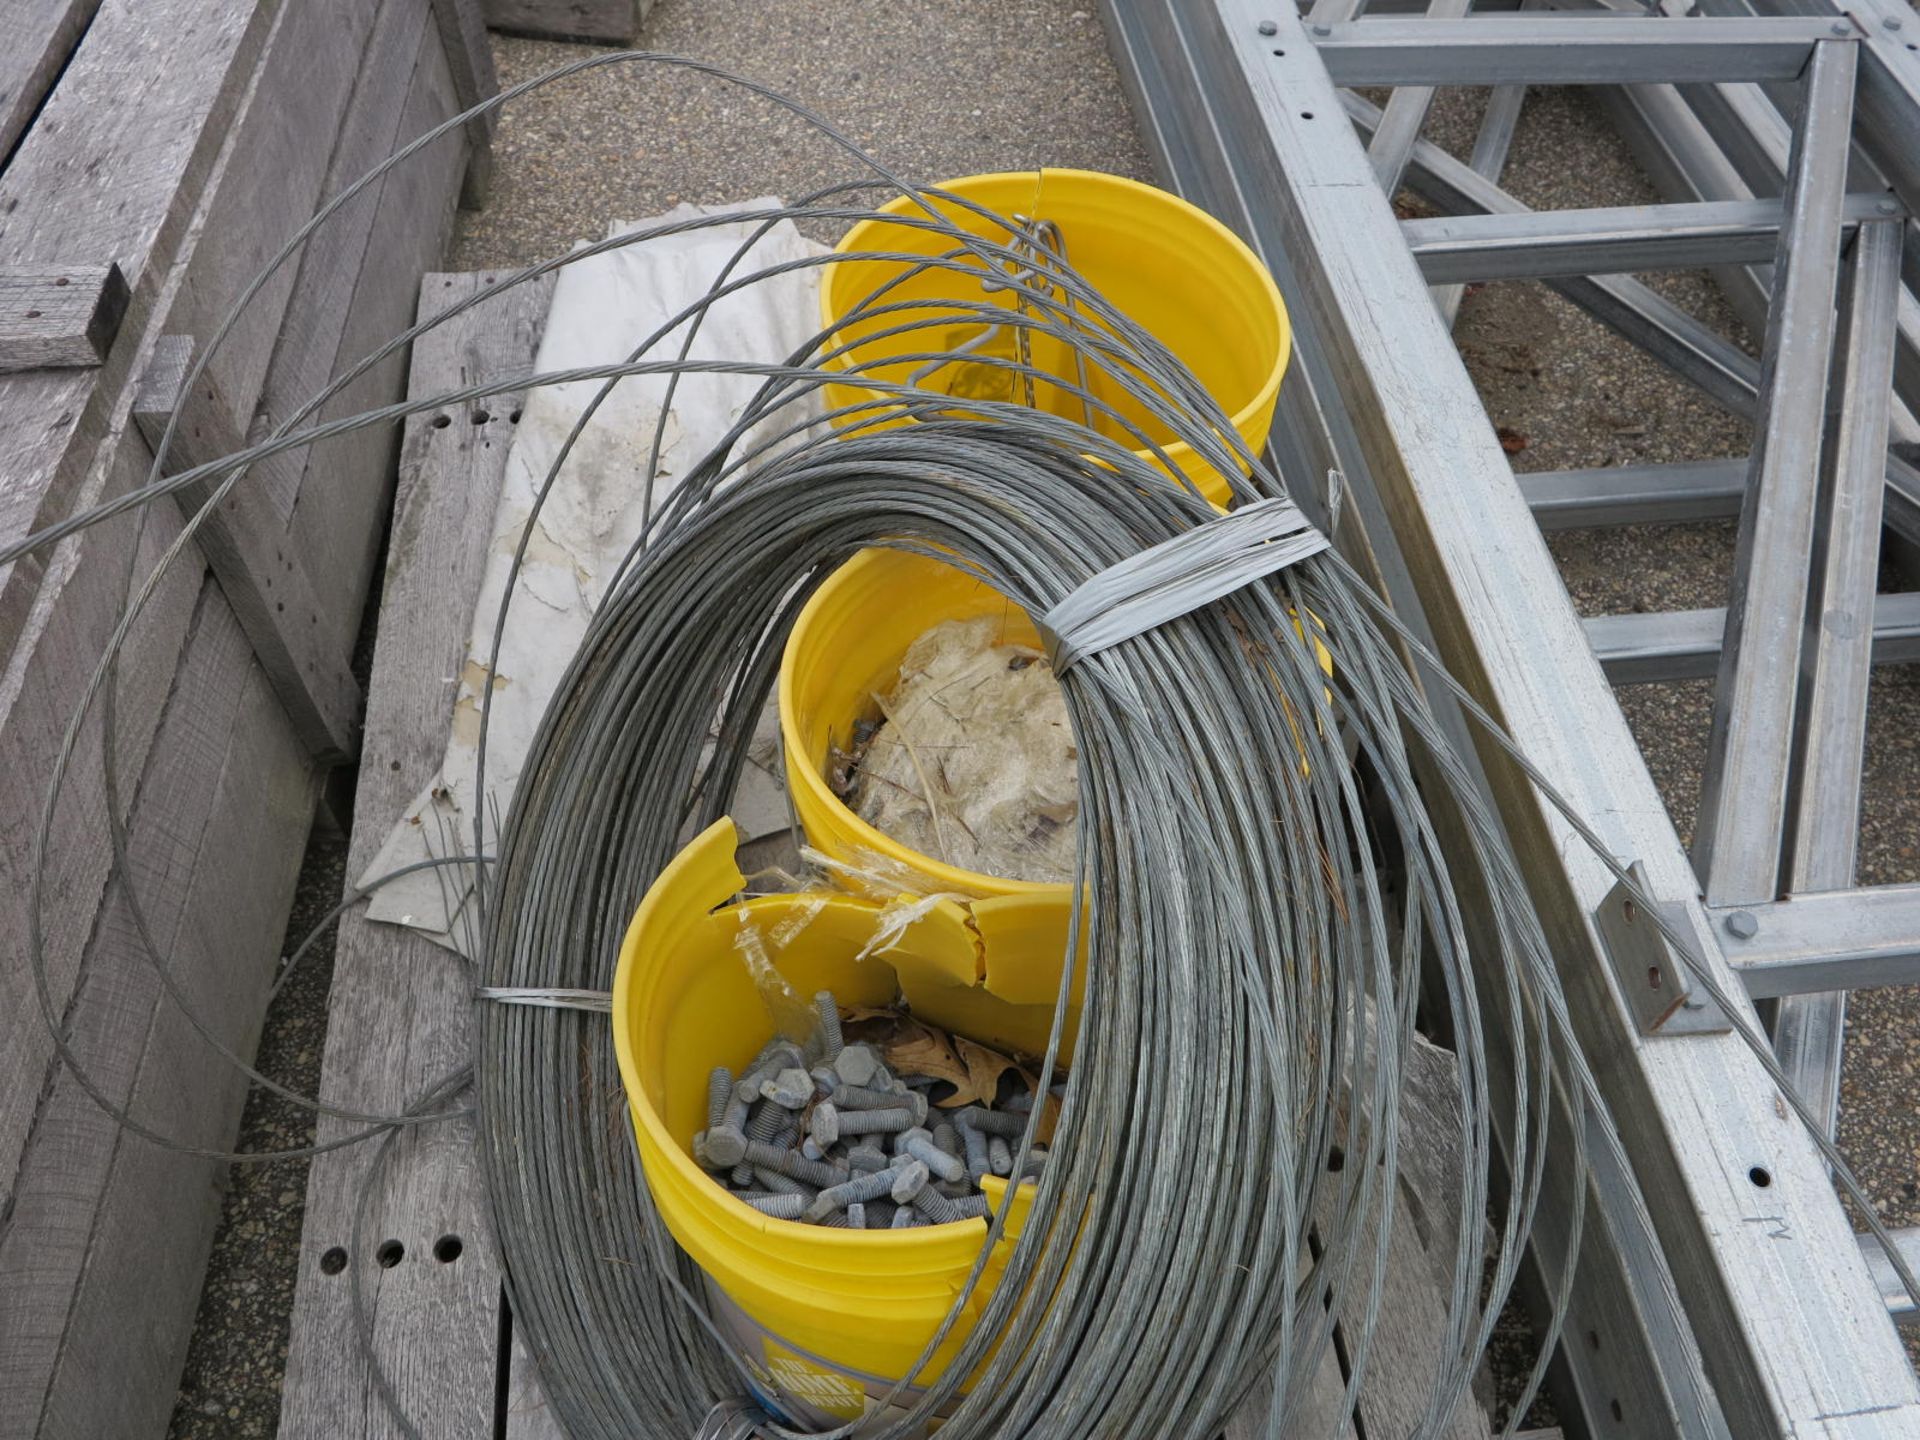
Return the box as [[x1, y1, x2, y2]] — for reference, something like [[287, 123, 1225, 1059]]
[[176, 5, 1920, 1433]]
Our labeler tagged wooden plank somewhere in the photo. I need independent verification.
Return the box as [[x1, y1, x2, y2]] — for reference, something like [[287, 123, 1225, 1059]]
[[249, 0, 444, 523], [0, 263, 128, 371], [161, 0, 385, 442], [39, 633, 310, 1440], [480, 0, 643, 44], [133, 333, 362, 761], [0, 581, 313, 1440], [278, 270, 550, 1440], [0, 440, 205, 1232], [0, 0, 274, 648], [278, 23, 470, 678], [426, 0, 498, 207], [502, 1333, 570, 1439], [0, 0, 102, 167]]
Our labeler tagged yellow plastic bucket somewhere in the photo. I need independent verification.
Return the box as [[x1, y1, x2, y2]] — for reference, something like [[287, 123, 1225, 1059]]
[[779, 547, 1066, 903], [819, 169, 1290, 507], [781, 546, 1335, 904], [611, 819, 1080, 1423]]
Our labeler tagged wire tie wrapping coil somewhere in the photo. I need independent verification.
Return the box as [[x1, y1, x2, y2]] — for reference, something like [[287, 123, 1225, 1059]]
[[476, 986, 613, 1013], [1036, 494, 1329, 673]]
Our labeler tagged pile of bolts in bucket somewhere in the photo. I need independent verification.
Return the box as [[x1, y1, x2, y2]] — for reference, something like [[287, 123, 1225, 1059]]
[[692, 991, 1047, 1227]]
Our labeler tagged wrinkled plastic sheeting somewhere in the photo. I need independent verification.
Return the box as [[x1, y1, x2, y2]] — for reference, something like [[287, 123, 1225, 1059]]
[[852, 616, 1080, 885], [361, 203, 827, 952]]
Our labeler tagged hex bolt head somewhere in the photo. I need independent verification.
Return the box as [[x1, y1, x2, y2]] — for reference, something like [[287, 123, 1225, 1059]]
[[706, 1125, 748, 1168], [846, 1202, 866, 1229], [1723, 910, 1759, 940], [1886, 14, 1904, 27], [809, 1065, 839, 1098], [889, 1159, 931, 1204], [1878, 198, 1900, 216], [833, 1044, 881, 1088], [1831, 20, 1851, 35], [761, 1068, 813, 1109], [1257, 19, 1278, 35], [890, 1205, 920, 1229]]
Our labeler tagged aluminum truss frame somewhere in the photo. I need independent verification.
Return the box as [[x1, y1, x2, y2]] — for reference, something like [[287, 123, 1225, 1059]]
[[1101, 2, 1920, 1436]]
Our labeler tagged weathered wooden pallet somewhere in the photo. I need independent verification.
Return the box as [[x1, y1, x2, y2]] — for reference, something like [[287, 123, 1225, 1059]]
[[481, 0, 648, 45], [279, 269, 559, 1440], [0, 2, 492, 1435]]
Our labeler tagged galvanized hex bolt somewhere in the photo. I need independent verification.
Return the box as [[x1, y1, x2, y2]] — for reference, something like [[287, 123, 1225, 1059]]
[[832, 1043, 881, 1088], [761, 1067, 813, 1109], [707, 1067, 734, 1130], [801, 1137, 828, 1162], [1257, 19, 1277, 35], [731, 1160, 755, 1188], [846, 1202, 867, 1229], [742, 1193, 804, 1220], [737, 1043, 802, 1104], [890, 1205, 921, 1229], [809, 1101, 913, 1149], [814, 991, 844, 1058], [746, 1100, 789, 1145], [911, 1188, 959, 1225], [706, 1123, 748, 1169], [932, 1122, 961, 1158], [903, 1131, 965, 1184], [956, 1113, 990, 1183], [1887, 14, 1903, 28], [805, 1166, 904, 1221], [1723, 910, 1759, 940], [847, 1145, 889, 1175], [964, 1107, 1024, 1139], [833, 1083, 923, 1121], [744, 1139, 845, 1189], [889, 1159, 931, 1204], [1312, 22, 1330, 36], [753, 1167, 809, 1197], [810, 1064, 839, 1098], [949, 1194, 991, 1221], [988, 1137, 1014, 1177], [1831, 19, 1851, 35]]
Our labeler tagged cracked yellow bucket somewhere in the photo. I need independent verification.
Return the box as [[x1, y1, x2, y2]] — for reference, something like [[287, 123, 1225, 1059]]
[[610, 818, 1077, 1426], [818, 168, 1290, 507]]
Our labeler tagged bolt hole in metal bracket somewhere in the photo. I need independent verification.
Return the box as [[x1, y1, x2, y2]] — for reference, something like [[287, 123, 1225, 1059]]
[[1594, 862, 1733, 1035]]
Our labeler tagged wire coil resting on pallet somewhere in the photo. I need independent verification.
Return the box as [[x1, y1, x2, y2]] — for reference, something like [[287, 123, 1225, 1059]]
[[12, 52, 1919, 1440]]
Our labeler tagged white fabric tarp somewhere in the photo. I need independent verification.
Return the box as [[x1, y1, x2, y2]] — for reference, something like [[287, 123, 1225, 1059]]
[[360, 203, 826, 952]]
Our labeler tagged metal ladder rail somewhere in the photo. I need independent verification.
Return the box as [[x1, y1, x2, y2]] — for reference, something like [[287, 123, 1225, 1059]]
[[1105, 2, 1920, 1435]]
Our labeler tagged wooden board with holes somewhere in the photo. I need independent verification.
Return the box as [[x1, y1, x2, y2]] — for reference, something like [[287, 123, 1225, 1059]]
[[278, 270, 552, 1440]]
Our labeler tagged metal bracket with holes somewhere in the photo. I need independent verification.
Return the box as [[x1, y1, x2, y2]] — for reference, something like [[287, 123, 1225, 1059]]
[[1593, 863, 1731, 1035]]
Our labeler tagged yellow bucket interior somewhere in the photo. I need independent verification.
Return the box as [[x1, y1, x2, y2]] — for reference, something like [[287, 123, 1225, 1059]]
[[779, 547, 1069, 902], [610, 818, 1081, 1404], [819, 169, 1290, 507]]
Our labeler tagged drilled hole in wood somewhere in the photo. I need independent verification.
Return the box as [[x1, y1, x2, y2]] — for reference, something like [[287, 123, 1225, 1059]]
[[510, 408, 523, 424], [319, 1247, 347, 1275], [1646, 965, 1661, 990], [1748, 1166, 1772, 1188], [1622, 898, 1637, 922], [376, 1239, 405, 1268], [431, 414, 452, 429], [434, 1234, 464, 1264], [23, 309, 39, 319], [1586, 1329, 1600, 1351], [1300, 111, 1315, 120], [1610, 1399, 1624, 1423], [1326, 1145, 1345, 1172], [53, 276, 68, 287], [471, 409, 491, 424]]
